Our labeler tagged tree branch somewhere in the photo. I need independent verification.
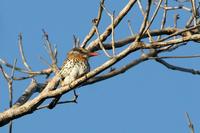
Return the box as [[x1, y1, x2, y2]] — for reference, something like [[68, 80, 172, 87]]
[[155, 58, 200, 75], [87, 0, 137, 51]]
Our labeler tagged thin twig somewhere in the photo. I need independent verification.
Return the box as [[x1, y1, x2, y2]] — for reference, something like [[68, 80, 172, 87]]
[[158, 0, 168, 40], [156, 58, 200, 75], [8, 59, 17, 133], [39, 56, 52, 69], [42, 29, 59, 73], [12, 75, 36, 80], [37, 90, 78, 110], [143, 0, 163, 38], [191, 0, 197, 26], [0, 65, 10, 82], [93, 23, 112, 58], [149, 54, 200, 59], [174, 14, 180, 39], [87, 0, 137, 51], [81, 0, 105, 48], [174, 14, 180, 28], [185, 112, 195, 133], [101, 4, 116, 56], [158, 42, 187, 52], [91, 28, 178, 51], [157, 24, 200, 42], [137, 0, 153, 42], [18, 33, 32, 71], [137, 0, 152, 41], [0, 59, 17, 133], [83, 50, 156, 86], [0, 58, 52, 76], [158, 4, 192, 12], [175, 0, 190, 3], [127, 20, 135, 36], [186, 2, 200, 27], [0, 58, 26, 73], [111, 12, 116, 56]]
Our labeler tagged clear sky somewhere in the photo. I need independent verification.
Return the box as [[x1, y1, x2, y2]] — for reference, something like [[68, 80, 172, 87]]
[[1, 0, 200, 133]]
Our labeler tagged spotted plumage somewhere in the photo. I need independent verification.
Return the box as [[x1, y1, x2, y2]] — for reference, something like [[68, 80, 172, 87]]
[[48, 47, 98, 109], [59, 47, 97, 86]]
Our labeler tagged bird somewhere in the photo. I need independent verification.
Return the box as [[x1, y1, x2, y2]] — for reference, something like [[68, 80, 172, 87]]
[[59, 47, 98, 86], [48, 47, 98, 109]]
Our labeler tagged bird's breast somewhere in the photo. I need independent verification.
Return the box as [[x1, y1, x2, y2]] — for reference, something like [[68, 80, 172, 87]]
[[59, 58, 90, 78]]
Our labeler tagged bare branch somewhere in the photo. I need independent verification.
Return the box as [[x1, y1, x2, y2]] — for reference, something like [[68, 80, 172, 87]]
[[186, 2, 200, 27], [101, 4, 116, 56], [0, 59, 17, 133], [83, 51, 157, 86], [159, 4, 192, 12], [148, 34, 200, 49], [185, 112, 195, 133], [149, 54, 200, 59], [127, 20, 135, 36], [39, 56, 52, 69], [42, 29, 59, 73], [174, 14, 180, 29], [156, 58, 200, 75], [92, 28, 178, 51], [93, 23, 112, 58], [158, 0, 168, 40], [158, 42, 187, 52], [8, 59, 17, 133], [137, 0, 153, 41], [0, 58, 52, 77], [143, 0, 163, 38], [13, 80, 46, 108], [18, 33, 32, 71], [81, 0, 105, 48], [87, 0, 137, 51], [157, 24, 200, 42], [37, 90, 78, 110], [173, 14, 180, 39], [191, 0, 198, 26], [0, 65, 10, 82]]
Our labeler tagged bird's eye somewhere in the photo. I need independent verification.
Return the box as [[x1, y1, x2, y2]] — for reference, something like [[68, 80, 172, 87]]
[[80, 48, 88, 54]]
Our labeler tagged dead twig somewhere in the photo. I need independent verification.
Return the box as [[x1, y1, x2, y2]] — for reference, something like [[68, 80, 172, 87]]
[[93, 23, 112, 58], [42, 29, 59, 73], [101, 4, 116, 56], [0, 59, 17, 133], [127, 20, 135, 36], [82, 51, 156, 86], [137, 0, 153, 42], [37, 90, 78, 110], [156, 58, 200, 75], [185, 112, 195, 133], [87, 0, 137, 51], [143, 0, 163, 38], [191, 0, 198, 26], [157, 24, 200, 42], [149, 54, 200, 59], [18, 33, 32, 71], [0, 58, 52, 77], [81, 0, 105, 48], [157, 0, 168, 40]]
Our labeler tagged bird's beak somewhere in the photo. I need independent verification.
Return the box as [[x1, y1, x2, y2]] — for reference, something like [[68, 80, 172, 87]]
[[88, 52, 98, 57]]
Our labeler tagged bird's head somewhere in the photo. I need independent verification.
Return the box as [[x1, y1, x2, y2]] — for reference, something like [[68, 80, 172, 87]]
[[68, 47, 98, 60]]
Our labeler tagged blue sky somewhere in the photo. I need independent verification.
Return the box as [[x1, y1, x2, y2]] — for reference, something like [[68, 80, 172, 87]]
[[1, 0, 200, 133]]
